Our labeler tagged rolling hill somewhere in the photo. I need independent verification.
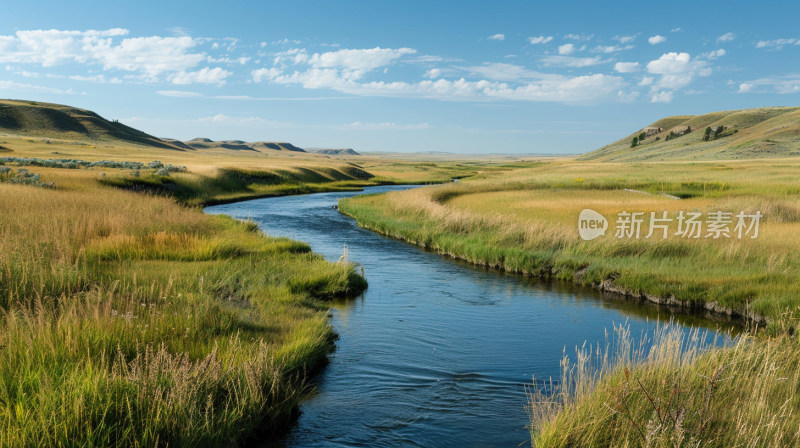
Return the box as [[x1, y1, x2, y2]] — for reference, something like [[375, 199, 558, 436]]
[[581, 106, 800, 162], [0, 99, 187, 150], [0, 99, 313, 155], [306, 148, 360, 156]]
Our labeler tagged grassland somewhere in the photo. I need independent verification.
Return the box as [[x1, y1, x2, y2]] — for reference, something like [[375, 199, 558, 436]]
[[581, 106, 800, 162], [339, 156, 800, 446], [340, 159, 800, 322], [0, 125, 505, 446]]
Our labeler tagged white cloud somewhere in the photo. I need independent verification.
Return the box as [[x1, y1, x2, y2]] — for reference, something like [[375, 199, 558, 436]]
[[528, 36, 553, 44], [558, 43, 575, 55], [168, 67, 231, 85], [717, 32, 736, 42], [69, 74, 105, 83], [614, 62, 640, 73], [0, 80, 75, 94], [645, 52, 711, 92], [593, 45, 632, 53], [306, 47, 416, 71], [647, 52, 692, 74], [251, 67, 282, 82], [650, 91, 673, 103], [157, 90, 203, 97], [755, 38, 800, 49], [638, 76, 654, 86], [540, 55, 607, 67], [648, 35, 667, 45], [487, 33, 505, 41], [736, 76, 800, 94], [0, 28, 217, 83], [256, 53, 626, 103], [564, 33, 592, 41], [424, 68, 442, 79], [670, 27, 681, 33], [464, 63, 556, 82], [614, 35, 636, 44], [702, 49, 726, 60]]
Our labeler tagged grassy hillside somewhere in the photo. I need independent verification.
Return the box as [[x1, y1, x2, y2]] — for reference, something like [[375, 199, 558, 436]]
[[581, 107, 800, 162], [0, 99, 185, 150]]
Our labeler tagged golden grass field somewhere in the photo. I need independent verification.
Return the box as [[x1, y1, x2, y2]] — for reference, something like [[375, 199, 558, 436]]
[[4, 104, 800, 447], [0, 131, 509, 446]]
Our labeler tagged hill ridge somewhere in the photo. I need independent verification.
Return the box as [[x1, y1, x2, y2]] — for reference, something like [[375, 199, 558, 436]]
[[581, 106, 800, 162]]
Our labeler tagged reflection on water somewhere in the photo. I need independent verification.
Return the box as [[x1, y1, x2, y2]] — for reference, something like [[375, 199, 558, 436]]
[[205, 186, 733, 448]]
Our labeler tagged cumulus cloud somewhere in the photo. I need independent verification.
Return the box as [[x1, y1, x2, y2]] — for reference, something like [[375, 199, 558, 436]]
[[648, 35, 667, 45], [643, 52, 711, 99], [650, 90, 673, 103], [487, 33, 505, 41], [528, 36, 553, 44], [647, 52, 694, 74], [252, 45, 627, 103], [614, 62, 640, 73], [0, 28, 220, 83], [558, 43, 575, 55], [717, 32, 736, 42]]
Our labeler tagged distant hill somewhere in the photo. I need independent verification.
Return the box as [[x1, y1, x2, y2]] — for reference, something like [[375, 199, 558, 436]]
[[306, 148, 360, 156], [0, 99, 187, 150], [581, 107, 800, 162], [248, 141, 306, 152], [185, 139, 307, 152], [185, 138, 257, 151]]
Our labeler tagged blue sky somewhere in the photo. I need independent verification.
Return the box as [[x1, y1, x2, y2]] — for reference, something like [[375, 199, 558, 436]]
[[2, 0, 799, 154]]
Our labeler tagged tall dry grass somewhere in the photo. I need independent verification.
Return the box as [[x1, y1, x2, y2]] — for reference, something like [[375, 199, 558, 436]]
[[0, 167, 367, 446], [529, 320, 800, 447]]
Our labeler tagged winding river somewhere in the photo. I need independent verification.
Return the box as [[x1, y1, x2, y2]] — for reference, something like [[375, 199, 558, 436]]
[[205, 185, 730, 448]]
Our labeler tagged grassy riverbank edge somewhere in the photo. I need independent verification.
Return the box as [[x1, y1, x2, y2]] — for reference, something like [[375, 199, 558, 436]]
[[336, 202, 766, 326]]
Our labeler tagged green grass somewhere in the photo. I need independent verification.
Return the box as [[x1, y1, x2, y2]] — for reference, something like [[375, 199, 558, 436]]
[[340, 159, 800, 322], [339, 158, 800, 447], [0, 124, 511, 446], [529, 320, 800, 447], [0, 164, 373, 446]]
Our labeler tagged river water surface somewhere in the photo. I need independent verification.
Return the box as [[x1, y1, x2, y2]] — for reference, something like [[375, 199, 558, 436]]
[[205, 185, 729, 448]]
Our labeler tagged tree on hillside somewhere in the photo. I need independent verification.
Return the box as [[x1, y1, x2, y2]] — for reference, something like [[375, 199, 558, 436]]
[[715, 125, 724, 138], [631, 136, 639, 147], [639, 132, 646, 142], [686, 125, 692, 133], [704, 126, 712, 141]]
